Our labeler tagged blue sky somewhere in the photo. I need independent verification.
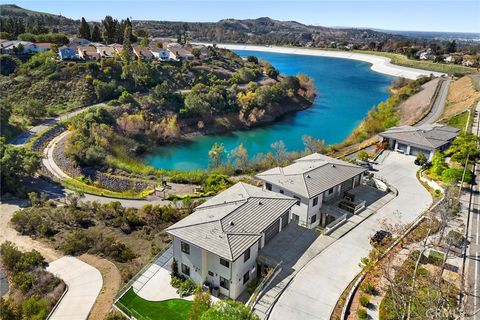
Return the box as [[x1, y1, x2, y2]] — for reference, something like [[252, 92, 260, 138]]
[[7, 0, 480, 33]]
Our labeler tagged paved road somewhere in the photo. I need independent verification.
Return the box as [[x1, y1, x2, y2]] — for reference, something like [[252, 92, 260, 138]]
[[9, 103, 106, 146], [415, 78, 451, 126], [465, 101, 480, 319], [47, 256, 103, 320], [269, 152, 432, 320]]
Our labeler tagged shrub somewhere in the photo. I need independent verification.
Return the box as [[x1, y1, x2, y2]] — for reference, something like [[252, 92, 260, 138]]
[[441, 168, 473, 184], [361, 282, 377, 295], [13, 272, 33, 293], [62, 230, 94, 255], [357, 308, 368, 320], [357, 150, 369, 162], [359, 295, 370, 307], [178, 278, 196, 297], [21, 296, 50, 320], [203, 174, 233, 193], [428, 250, 445, 266]]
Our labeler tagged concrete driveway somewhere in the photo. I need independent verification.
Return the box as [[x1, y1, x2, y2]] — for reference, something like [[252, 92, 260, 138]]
[[269, 151, 432, 320], [47, 256, 103, 320]]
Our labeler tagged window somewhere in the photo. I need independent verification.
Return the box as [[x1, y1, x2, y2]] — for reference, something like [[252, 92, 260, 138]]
[[208, 270, 214, 276], [220, 276, 229, 289], [181, 241, 190, 254], [312, 197, 318, 207], [243, 271, 250, 284], [220, 258, 230, 268], [328, 188, 334, 195], [279, 189, 284, 194], [311, 214, 317, 224], [181, 263, 190, 276], [266, 183, 272, 191], [293, 196, 301, 206], [244, 248, 251, 263]]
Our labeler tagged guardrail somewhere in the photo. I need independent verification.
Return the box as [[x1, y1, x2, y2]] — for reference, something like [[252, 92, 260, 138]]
[[114, 242, 172, 303], [324, 213, 348, 235], [247, 262, 282, 309]]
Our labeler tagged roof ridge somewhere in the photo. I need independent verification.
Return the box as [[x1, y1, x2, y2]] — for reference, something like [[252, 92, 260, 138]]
[[166, 220, 218, 231]]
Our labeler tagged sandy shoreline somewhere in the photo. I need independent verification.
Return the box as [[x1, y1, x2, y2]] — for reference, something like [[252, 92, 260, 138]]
[[200, 43, 445, 80]]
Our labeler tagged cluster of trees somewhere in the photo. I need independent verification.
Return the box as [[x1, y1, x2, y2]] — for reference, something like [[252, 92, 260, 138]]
[[0, 15, 51, 39], [207, 134, 325, 174], [427, 132, 478, 184], [0, 241, 64, 320], [17, 32, 68, 46], [0, 137, 41, 195], [77, 16, 140, 45]]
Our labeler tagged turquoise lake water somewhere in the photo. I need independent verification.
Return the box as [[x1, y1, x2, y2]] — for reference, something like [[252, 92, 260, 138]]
[[145, 50, 395, 170]]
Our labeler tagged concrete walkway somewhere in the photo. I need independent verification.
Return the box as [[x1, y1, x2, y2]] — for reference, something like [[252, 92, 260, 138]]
[[267, 152, 432, 320], [415, 78, 451, 126], [47, 256, 103, 320]]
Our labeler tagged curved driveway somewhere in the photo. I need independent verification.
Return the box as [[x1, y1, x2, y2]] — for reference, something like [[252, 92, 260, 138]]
[[269, 152, 432, 320], [416, 78, 451, 126]]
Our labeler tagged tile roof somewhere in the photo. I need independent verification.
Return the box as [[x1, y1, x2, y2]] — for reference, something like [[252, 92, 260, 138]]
[[379, 123, 460, 149], [166, 182, 296, 261], [256, 153, 366, 198]]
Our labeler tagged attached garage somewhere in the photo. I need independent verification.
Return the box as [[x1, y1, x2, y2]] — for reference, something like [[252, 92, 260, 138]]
[[281, 211, 289, 228], [410, 146, 430, 157], [396, 142, 408, 153], [264, 220, 280, 245]]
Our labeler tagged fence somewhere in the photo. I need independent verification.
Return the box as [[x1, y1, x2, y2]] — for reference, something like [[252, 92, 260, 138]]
[[114, 242, 172, 303], [324, 213, 348, 235]]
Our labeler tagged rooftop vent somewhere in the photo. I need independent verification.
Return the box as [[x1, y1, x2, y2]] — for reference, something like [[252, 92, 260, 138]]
[[229, 221, 235, 226], [258, 201, 263, 205], [306, 175, 311, 178], [331, 164, 336, 168]]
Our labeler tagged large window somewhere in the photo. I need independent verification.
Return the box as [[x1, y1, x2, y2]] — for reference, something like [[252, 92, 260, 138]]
[[243, 271, 250, 284], [220, 276, 229, 289], [293, 196, 301, 206], [311, 214, 317, 224], [328, 188, 334, 195], [244, 247, 251, 263], [220, 258, 230, 268], [266, 183, 272, 191], [181, 263, 190, 276], [181, 241, 190, 254], [313, 197, 318, 207]]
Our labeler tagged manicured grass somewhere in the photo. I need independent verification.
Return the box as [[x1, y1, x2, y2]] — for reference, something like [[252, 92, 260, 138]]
[[116, 288, 192, 320], [61, 178, 154, 200], [446, 111, 469, 130]]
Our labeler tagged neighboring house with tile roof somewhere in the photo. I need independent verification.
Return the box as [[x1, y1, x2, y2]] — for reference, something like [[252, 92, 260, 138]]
[[379, 123, 460, 160], [133, 46, 153, 60], [256, 153, 366, 229], [77, 45, 100, 60], [166, 182, 296, 299], [96, 46, 116, 58], [58, 46, 79, 60]]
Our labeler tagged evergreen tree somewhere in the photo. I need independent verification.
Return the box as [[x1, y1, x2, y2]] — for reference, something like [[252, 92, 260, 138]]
[[91, 25, 102, 42], [122, 26, 134, 62], [78, 17, 91, 40], [102, 16, 118, 44]]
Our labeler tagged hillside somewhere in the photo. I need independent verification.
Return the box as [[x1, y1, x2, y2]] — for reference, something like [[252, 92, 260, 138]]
[[0, 5, 401, 46], [134, 17, 402, 46]]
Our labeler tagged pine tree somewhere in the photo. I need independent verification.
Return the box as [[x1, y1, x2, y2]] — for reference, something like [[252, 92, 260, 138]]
[[78, 17, 91, 40], [102, 16, 118, 44], [91, 25, 102, 42]]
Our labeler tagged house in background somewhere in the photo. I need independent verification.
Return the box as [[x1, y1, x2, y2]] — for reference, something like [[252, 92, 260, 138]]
[[379, 123, 460, 160], [133, 46, 153, 60], [77, 45, 100, 60], [96, 46, 116, 58], [31, 43, 51, 53], [166, 182, 296, 299], [256, 153, 366, 229], [150, 47, 171, 61], [0, 40, 35, 54], [69, 38, 90, 48], [58, 46, 79, 60]]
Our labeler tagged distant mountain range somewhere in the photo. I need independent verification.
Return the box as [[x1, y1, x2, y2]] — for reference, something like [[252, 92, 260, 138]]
[[1, 4, 477, 46]]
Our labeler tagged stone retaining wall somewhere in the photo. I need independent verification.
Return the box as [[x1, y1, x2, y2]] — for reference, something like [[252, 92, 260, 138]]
[[53, 137, 151, 193], [31, 125, 66, 152]]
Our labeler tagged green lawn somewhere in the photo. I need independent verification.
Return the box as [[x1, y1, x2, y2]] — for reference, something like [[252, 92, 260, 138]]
[[446, 111, 469, 130], [116, 288, 192, 320]]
